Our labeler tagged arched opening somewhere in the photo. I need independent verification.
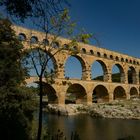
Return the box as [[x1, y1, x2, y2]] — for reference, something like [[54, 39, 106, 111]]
[[133, 60, 136, 65], [42, 82, 58, 104], [126, 59, 128, 63], [130, 87, 138, 99], [24, 49, 57, 78], [51, 41, 59, 48], [114, 86, 126, 100], [65, 55, 86, 80], [121, 58, 124, 62], [66, 84, 86, 104], [112, 64, 125, 83], [128, 66, 136, 84], [97, 52, 101, 57], [104, 53, 107, 58], [42, 39, 49, 46], [73, 46, 78, 51], [30, 36, 38, 44], [90, 50, 94, 55], [18, 33, 26, 41], [63, 44, 69, 50], [115, 56, 119, 61], [110, 55, 113, 59], [92, 60, 108, 81], [92, 85, 109, 103], [81, 48, 86, 54]]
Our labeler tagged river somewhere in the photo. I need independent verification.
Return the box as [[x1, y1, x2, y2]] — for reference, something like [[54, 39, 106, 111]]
[[43, 113, 140, 140]]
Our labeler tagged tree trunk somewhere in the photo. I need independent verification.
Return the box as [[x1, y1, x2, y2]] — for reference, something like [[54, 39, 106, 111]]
[[37, 76, 43, 140]]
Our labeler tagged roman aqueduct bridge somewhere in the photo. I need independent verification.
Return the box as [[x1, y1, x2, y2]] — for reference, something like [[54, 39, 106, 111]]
[[13, 25, 140, 105]]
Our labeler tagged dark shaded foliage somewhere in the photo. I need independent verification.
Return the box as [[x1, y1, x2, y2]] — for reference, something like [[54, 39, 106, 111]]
[[0, 18, 35, 140]]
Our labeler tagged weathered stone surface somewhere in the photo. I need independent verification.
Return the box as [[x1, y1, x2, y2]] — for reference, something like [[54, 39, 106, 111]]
[[13, 25, 140, 105]]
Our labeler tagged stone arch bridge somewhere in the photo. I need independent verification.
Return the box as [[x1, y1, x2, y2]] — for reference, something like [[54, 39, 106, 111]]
[[13, 25, 140, 105]]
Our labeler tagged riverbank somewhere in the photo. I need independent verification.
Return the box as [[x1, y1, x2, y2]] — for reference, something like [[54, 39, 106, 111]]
[[45, 98, 140, 120]]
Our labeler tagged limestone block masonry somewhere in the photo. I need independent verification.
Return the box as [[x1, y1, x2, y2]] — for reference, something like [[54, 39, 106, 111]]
[[13, 25, 140, 105]]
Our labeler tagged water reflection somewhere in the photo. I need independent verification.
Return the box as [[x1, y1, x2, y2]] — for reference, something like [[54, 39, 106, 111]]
[[43, 113, 140, 140]]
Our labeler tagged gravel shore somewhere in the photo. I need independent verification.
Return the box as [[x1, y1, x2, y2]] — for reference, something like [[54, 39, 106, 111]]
[[46, 98, 140, 120]]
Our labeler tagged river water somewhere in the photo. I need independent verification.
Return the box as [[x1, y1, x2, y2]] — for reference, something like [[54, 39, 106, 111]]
[[43, 113, 140, 140]]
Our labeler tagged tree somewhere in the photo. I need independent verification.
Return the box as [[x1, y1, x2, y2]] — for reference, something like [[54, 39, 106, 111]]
[[1, 1, 92, 140], [0, 18, 36, 140]]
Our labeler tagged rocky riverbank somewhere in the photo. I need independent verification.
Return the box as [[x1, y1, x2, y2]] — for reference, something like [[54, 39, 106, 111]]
[[45, 98, 140, 120]]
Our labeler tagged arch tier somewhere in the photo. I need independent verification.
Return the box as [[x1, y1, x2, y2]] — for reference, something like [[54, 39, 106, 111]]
[[14, 25, 140, 104]]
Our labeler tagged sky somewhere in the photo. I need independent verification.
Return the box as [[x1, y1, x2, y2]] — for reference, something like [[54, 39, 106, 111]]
[[69, 0, 140, 58]]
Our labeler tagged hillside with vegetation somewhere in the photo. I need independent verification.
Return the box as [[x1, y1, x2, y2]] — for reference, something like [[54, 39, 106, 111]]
[[93, 71, 138, 83]]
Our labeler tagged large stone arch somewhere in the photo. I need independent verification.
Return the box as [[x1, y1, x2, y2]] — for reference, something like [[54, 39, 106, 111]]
[[92, 85, 109, 103], [111, 63, 125, 83], [113, 86, 126, 100], [128, 66, 136, 84], [130, 87, 139, 98], [91, 59, 108, 82], [64, 55, 87, 80], [24, 48, 58, 76], [42, 82, 58, 104], [66, 83, 87, 104]]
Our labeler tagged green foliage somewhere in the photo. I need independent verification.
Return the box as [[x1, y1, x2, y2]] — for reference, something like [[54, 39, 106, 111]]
[[0, 86, 36, 140], [74, 29, 93, 44], [93, 71, 140, 83], [0, 18, 36, 140], [0, 0, 36, 20], [0, 18, 27, 87]]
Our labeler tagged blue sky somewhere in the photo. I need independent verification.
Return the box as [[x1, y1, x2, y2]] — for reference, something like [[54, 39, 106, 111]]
[[69, 0, 140, 58], [65, 0, 140, 78]]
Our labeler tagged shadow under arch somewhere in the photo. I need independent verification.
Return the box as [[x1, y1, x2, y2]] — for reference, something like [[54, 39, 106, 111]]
[[128, 66, 136, 84], [130, 87, 139, 98], [65, 83, 87, 104], [64, 55, 87, 80], [92, 85, 109, 103], [92, 59, 108, 82], [112, 63, 125, 83], [114, 86, 126, 100], [41, 82, 58, 104]]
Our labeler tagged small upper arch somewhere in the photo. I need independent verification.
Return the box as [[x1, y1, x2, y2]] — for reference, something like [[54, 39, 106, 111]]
[[121, 58, 124, 62], [81, 48, 86, 54], [18, 33, 26, 41], [90, 50, 94, 55], [30, 36, 38, 44], [110, 55, 113, 59], [42, 38, 49, 46], [51, 41, 60, 48], [104, 53, 107, 58], [115, 56, 119, 61], [97, 52, 101, 57]]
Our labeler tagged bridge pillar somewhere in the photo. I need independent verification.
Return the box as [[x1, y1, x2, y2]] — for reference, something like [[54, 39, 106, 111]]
[[121, 72, 126, 83], [57, 63, 65, 79], [82, 65, 91, 80], [104, 72, 112, 82], [124, 71, 128, 84], [58, 92, 65, 105], [87, 93, 92, 105], [109, 93, 114, 102], [126, 93, 130, 100], [136, 70, 139, 85]]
